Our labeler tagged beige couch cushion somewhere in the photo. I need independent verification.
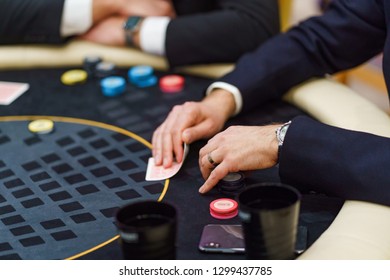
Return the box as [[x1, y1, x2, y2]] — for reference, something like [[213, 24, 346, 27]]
[[0, 39, 233, 78]]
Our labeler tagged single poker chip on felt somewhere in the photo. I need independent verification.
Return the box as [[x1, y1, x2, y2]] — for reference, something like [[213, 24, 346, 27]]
[[159, 75, 185, 93], [210, 198, 238, 219], [100, 76, 126, 97], [95, 62, 117, 78], [28, 119, 54, 134], [61, 69, 88, 85]]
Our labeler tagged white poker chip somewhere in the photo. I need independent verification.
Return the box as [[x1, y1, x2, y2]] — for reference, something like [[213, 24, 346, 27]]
[[28, 119, 54, 134]]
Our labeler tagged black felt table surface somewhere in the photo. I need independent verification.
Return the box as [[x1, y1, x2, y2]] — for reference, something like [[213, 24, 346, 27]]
[[0, 68, 343, 259]]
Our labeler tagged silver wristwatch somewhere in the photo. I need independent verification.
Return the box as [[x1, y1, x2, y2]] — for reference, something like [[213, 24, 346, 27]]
[[275, 121, 291, 161]]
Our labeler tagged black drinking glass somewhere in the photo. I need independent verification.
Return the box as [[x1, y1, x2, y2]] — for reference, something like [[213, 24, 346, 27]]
[[115, 200, 177, 260], [238, 183, 301, 260]]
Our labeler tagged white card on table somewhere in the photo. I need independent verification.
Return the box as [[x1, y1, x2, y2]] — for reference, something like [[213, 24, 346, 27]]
[[145, 143, 189, 181], [0, 81, 29, 105]]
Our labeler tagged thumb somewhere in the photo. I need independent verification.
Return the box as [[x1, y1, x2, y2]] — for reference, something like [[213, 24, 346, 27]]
[[182, 121, 217, 143]]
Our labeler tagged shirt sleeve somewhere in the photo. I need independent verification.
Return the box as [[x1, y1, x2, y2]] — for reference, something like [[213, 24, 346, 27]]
[[60, 0, 93, 37], [139, 17, 170, 56], [205, 82, 243, 116]]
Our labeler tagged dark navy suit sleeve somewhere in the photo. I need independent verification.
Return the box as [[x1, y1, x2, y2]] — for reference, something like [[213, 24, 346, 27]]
[[166, 0, 279, 67], [280, 116, 390, 206], [220, 0, 386, 113], [217, 0, 390, 205], [0, 0, 65, 44]]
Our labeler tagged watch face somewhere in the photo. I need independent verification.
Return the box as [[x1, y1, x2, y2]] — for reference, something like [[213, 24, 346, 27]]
[[277, 122, 291, 145], [124, 16, 142, 30], [280, 125, 289, 136], [123, 16, 143, 46]]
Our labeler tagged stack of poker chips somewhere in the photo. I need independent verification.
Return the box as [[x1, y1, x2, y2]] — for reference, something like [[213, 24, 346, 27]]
[[82, 56, 103, 77], [217, 172, 246, 197], [209, 198, 238, 219], [128, 65, 158, 88], [100, 76, 126, 97]]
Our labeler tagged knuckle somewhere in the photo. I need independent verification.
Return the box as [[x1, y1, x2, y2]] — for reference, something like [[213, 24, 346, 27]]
[[171, 105, 182, 114], [161, 130, 172, 139]]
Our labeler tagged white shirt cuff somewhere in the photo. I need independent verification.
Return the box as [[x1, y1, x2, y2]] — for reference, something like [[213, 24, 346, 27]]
[[206, 82, 243, 116], [139, 17, 170, 56], [61, 0, 93, 37]]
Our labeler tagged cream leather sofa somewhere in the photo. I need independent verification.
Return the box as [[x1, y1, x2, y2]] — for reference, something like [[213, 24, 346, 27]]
[[1, 40, 390, 259]]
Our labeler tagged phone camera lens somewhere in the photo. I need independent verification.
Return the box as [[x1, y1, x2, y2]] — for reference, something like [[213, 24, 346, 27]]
[[205, 242, 220, 248]]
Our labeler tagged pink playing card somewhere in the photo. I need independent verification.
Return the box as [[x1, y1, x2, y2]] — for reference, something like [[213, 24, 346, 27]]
[[0, 81, 29, 105], [145, 144, 189, 181]]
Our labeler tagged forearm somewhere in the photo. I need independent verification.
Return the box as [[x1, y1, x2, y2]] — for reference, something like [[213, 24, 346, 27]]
[[0, 0, 65, 44], [165, 0, 279, 67], [220, 0, 386, 114], [280, 116, 390, 206], [92, 0, 124, 24]]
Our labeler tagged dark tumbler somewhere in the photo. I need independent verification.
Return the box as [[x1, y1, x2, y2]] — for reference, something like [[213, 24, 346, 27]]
[[115, 200, 177, 260], [238, 183, 301, 260]]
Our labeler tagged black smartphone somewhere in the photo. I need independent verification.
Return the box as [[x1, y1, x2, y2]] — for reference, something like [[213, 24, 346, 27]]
[[198, 224, 245, 254], [198, 224, 308, 255]]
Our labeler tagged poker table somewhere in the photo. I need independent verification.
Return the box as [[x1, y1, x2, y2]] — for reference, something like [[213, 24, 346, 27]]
[[1, 40, 390, 260]]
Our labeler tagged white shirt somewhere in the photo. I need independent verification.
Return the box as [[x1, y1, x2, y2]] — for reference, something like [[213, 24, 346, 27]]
[[60, 0, 92, 37]]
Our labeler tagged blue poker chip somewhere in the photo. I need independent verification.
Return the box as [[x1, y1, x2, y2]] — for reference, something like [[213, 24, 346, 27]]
[[133, 75, 158, 88], [100, 76, 126, 97], [128, 65, 157, 87], [128, 65, 153, 82]]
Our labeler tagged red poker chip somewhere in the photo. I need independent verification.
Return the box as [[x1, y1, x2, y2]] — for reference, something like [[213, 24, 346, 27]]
[[159, 75, 185, 93], [210, 198, 238, 219]]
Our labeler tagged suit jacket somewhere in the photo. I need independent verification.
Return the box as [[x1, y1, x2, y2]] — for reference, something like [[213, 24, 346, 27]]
[[220, 0, 390, 206], [0, 0, 65, 44], [0, 0, 279, 67], [167, 0, 279, 67]]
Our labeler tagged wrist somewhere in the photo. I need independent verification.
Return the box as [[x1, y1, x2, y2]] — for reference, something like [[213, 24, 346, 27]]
[[204, 89, 236, 121], [275, 121, 291, 163], [205, 82, 242, 116], [123, 16, 144, 48]]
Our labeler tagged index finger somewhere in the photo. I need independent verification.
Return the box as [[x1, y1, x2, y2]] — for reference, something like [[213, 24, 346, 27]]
[[198, 163, 229, 194]]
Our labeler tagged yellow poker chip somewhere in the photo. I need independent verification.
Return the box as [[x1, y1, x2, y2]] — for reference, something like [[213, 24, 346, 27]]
[[61, 69, 88, 85], [28, 119, 54, 134]]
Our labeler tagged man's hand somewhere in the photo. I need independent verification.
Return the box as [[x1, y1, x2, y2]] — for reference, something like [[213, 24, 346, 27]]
[[84, 0, 176, 46], [80, 17, 127, 46], [198, 124, 280, 194], [92, 0, 175, 24], [152, 89, 236, 168], [120, 0, 176, 18]]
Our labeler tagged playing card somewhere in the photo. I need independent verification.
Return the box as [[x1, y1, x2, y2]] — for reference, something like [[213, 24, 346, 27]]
[[0, 81, 29, 105], [145, 143, 189, 181]]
